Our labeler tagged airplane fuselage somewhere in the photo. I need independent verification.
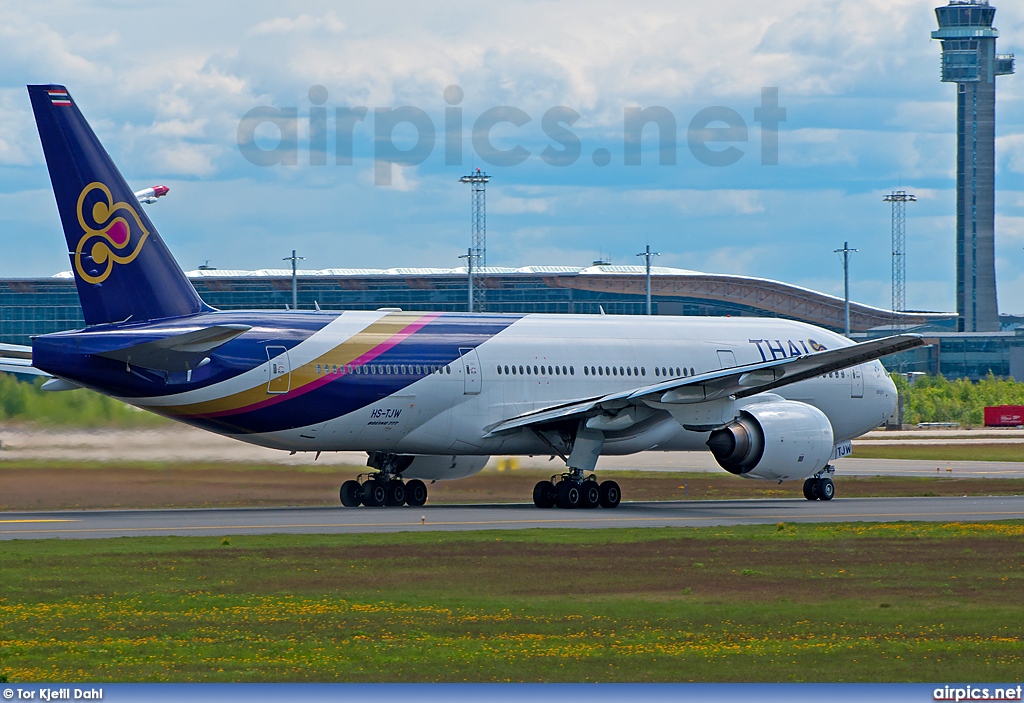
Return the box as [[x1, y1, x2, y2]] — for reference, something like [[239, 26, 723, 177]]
[[33, 309, 896, 478]]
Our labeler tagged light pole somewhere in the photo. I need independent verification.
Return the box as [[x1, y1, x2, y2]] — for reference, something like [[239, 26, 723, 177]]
[[636, 245, 661, 315], [458, 248, 474, 313], [283, 250, 304, 310], [833, 241, 858, 337]]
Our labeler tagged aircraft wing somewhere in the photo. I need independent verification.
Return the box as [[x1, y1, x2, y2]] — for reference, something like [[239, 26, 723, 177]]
[[0, 343, 51, 377], [485, 334, 923, 436]]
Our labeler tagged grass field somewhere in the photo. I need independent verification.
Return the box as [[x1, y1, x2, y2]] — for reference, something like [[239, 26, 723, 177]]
[[2, 461, 1023, 510], [1, 522, 1021, 682], [851, 444, 1024, 462]]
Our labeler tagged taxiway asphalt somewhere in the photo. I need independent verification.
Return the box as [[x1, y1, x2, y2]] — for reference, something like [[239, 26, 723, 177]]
[[1, 495, 1021, 540]]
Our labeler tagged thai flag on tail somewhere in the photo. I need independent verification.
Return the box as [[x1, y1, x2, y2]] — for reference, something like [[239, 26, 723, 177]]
[[47, 89, 71, 106]]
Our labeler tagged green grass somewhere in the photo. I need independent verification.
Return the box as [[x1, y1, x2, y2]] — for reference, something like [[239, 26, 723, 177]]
[[0, 374, 164, 427], [1, 522, 1021, 682], [851, 444, 1024, 462]]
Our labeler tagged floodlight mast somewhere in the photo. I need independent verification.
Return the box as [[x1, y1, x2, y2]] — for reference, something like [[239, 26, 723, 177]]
[[459, 169, 490, 313], [883, 191, 916, 331]]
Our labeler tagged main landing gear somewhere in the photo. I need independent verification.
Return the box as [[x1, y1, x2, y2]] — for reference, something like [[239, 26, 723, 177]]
[[532, 473, 620, 509], [339, 452, 428, 508], [532, 425, 620, 509], [802, 466, 836, 501]]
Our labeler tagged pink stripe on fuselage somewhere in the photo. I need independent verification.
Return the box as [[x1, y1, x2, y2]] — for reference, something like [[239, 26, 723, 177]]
[[196, 312, 443, 419]]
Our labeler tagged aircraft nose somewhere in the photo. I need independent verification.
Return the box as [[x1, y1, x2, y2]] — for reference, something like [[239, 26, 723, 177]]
[[877, 363, 898, 414]]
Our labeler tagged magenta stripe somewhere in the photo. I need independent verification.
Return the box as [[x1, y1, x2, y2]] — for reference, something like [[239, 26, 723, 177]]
[[197, 312, 443, 419]]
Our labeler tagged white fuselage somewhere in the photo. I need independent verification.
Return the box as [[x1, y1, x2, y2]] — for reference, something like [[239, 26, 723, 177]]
[[231, 314, 896, 464]]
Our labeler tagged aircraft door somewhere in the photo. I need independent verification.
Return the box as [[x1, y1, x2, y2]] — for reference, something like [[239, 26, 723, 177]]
[[717, 350, 737, 368], [851, 365, 864, 398], [459, 347, 481, 395], [266, 346, 291, 394]]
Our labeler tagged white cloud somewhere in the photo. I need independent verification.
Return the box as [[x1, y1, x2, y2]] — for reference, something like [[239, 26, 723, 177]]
[[999, 134, 1024, 175], [490, 195, 550, 215], [389, 164, 419, 192], [997, 215, 1024, 244], [150, 143, 222, 178], [250, 13, 346, 36]]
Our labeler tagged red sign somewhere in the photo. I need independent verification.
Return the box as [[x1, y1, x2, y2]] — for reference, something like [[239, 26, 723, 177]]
[[984, 406, 1024, 427]]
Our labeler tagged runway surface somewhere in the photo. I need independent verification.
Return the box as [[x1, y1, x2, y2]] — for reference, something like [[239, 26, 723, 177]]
[[4, 426, 1024, 477], [2, 496, 1021, 540]]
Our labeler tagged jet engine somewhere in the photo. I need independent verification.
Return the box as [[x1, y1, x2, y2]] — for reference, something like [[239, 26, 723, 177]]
[[706, 400, 834, 481], [399, 454, 489, 481]]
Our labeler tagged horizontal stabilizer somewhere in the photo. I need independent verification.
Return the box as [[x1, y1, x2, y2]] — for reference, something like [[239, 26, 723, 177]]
[[0, 343, 51, 377], [95, 324, 251, 372], [0, 342, 33, 360], [0, 357, 51, 377]]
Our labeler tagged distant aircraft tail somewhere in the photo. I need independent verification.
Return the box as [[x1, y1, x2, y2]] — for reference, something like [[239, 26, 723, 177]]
[[28, 84, 210, 326]]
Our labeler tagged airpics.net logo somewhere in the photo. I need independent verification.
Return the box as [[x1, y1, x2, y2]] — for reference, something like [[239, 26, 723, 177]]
[[934, 685, 1023, 701], [236, 85, 787, 185]]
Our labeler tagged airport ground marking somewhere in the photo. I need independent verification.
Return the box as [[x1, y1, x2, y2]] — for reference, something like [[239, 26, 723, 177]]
[[2, 507, 1022, 538]]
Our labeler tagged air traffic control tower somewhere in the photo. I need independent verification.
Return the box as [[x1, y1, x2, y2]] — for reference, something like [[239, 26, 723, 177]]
[[932, 0, 1014, 332]]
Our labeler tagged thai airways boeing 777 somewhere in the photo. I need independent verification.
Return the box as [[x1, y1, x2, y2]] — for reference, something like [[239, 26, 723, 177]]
[[1, 84, 923, 509]]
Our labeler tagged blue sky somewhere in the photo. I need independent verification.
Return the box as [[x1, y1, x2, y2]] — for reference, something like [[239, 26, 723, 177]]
[[1, 0, 1022, 313]]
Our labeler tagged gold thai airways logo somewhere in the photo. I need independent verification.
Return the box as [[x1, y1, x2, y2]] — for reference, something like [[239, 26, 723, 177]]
[[74, 182, 149, 284]]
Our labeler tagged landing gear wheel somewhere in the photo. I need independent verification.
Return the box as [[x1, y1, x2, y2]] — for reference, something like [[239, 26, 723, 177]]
[[580, 480, 600, 509], [362, 479, 387, 507], [532, 480, 555, 508], [599, 480, 621, 509], [405, 479, 428, 507], [817, 477, 835, 501], [385, 480, 406, 506], [556, 481, 581, 509], [802, 478, 818, 501], [340, 480, 362, 507]]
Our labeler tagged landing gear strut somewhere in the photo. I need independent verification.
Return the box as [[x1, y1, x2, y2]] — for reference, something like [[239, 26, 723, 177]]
[[339, 452, 428, 508], [532, 425, 621, 509], [802, 466, 835, 501]]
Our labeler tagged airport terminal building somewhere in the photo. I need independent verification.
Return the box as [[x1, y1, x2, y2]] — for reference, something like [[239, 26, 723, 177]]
[[5, 263, 1021, 380], [0, 263, 948, 341]]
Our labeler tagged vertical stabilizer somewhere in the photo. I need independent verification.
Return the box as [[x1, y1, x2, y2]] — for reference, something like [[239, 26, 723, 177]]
[[28, 84, 210, 326]]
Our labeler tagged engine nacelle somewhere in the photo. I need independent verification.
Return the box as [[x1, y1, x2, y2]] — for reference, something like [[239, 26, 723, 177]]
[[706, 400, 834, 481], [398, 454, 489, 481]]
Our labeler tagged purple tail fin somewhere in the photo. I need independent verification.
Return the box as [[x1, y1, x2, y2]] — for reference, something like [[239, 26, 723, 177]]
[[28, 84, 211, 326]]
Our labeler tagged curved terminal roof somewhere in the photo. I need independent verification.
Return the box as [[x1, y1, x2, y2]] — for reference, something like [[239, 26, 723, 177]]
[[48, 264, 955, 332]]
